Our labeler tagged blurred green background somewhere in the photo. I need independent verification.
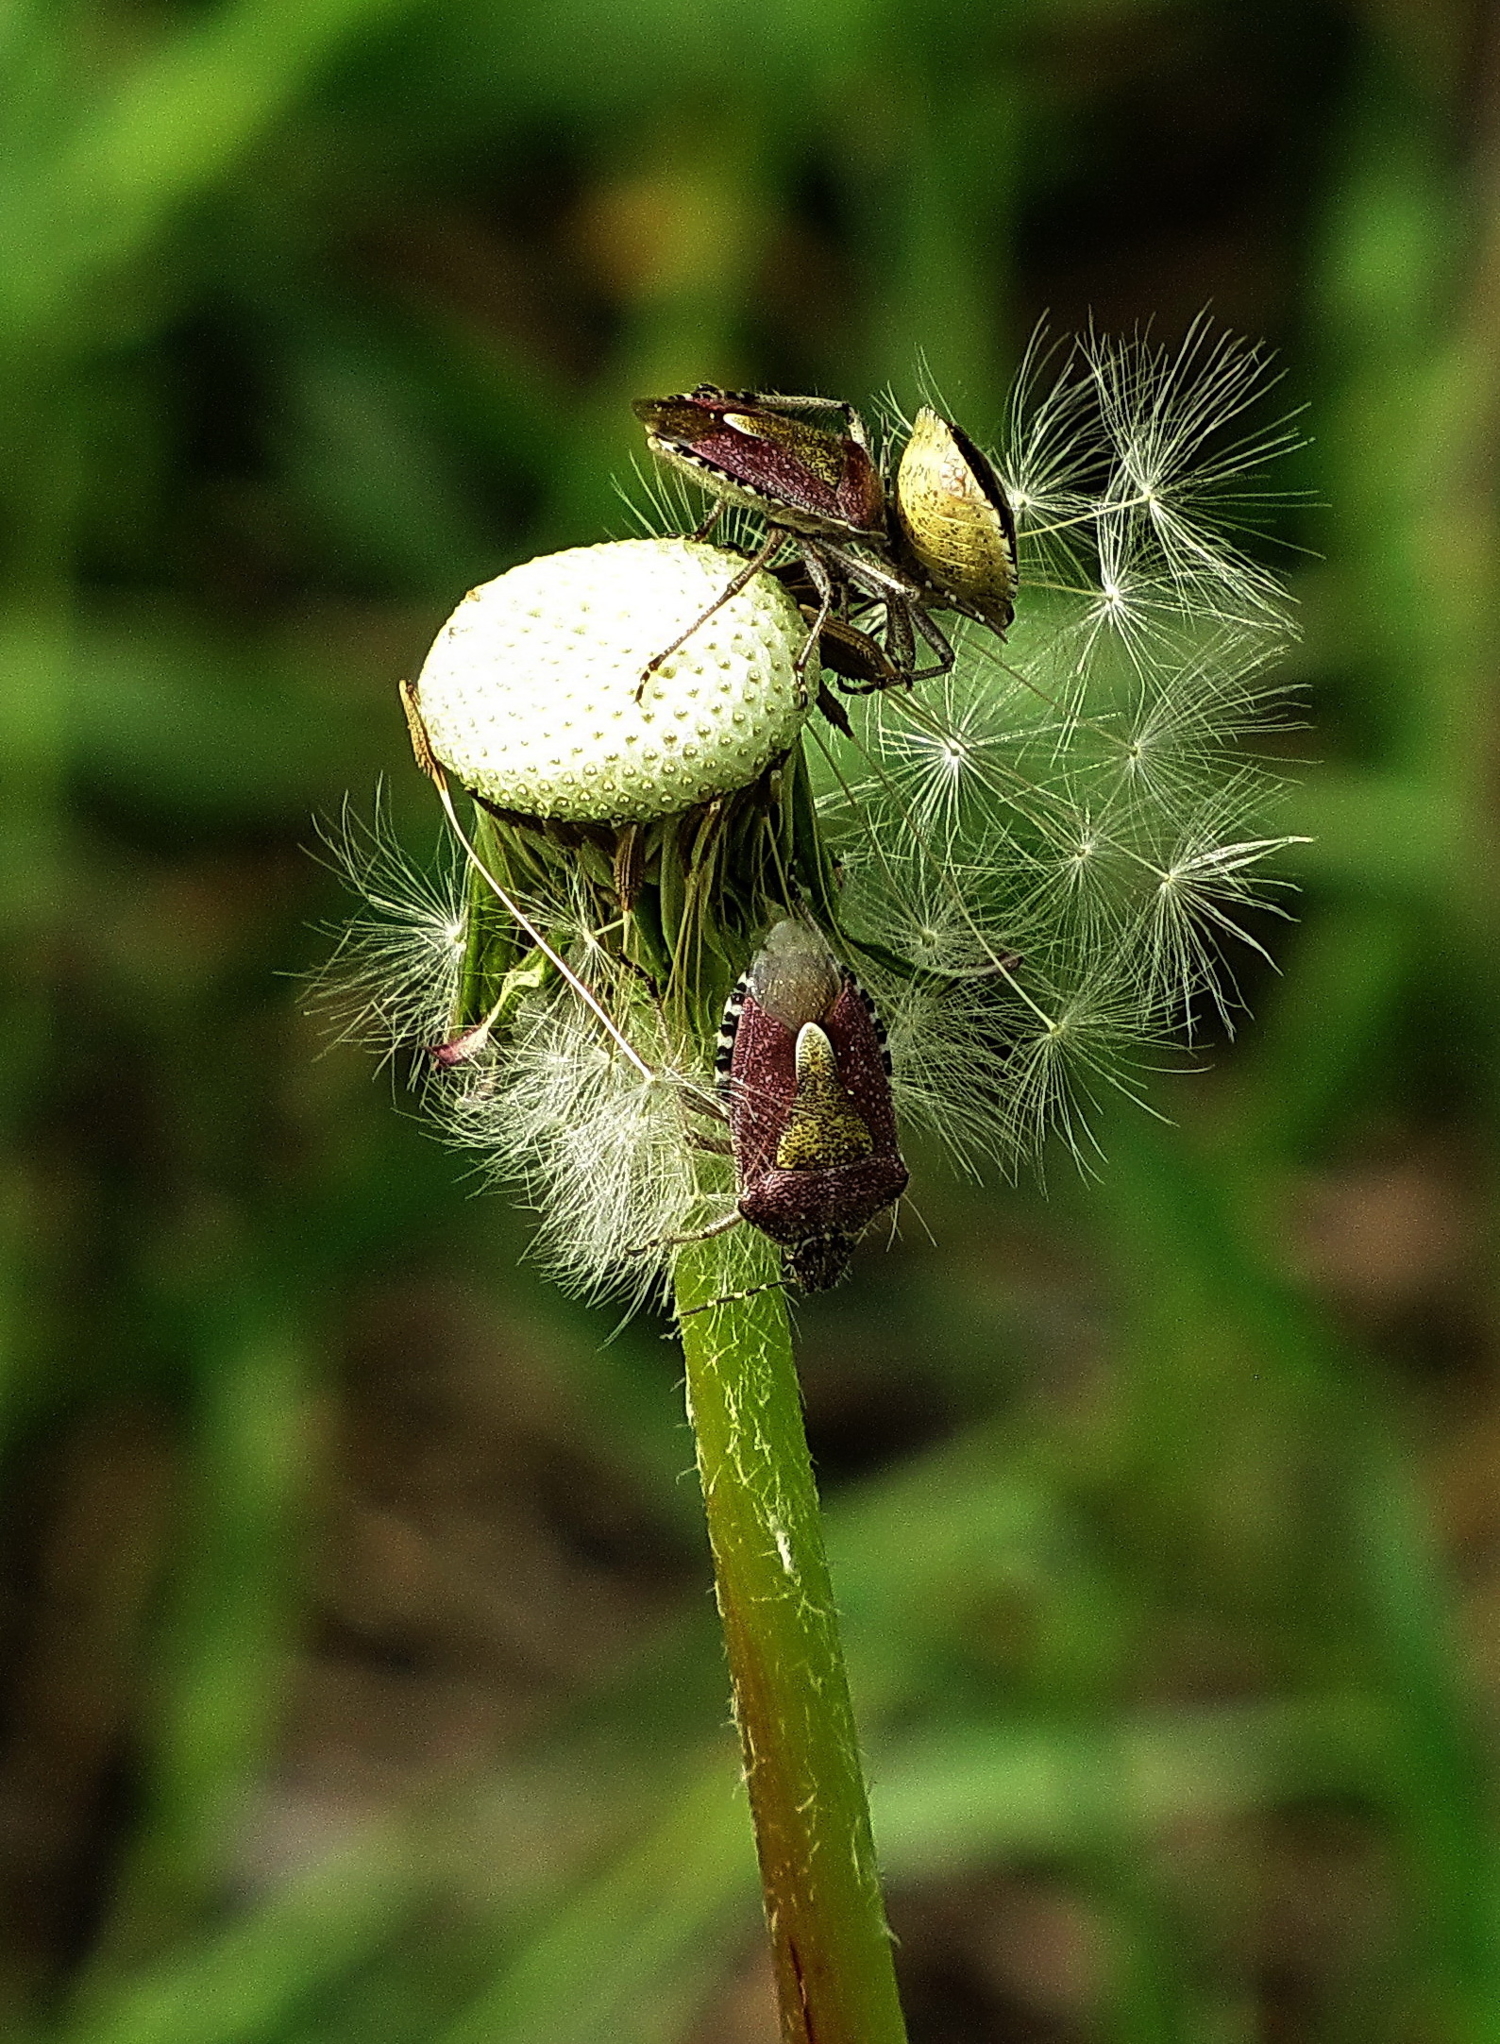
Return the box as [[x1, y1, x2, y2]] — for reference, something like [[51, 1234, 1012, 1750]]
[[2, 1, 1498, 2039]]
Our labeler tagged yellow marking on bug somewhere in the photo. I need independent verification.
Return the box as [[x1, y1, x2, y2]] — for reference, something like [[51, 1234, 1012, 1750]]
[[774, 1024, 874, 1170], [722, 410, 846, 489]]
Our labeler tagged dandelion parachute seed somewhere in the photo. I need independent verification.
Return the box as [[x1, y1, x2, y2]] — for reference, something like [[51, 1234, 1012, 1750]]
[[323, 320, 1303, 1299], [311, 796, 468, 1063]]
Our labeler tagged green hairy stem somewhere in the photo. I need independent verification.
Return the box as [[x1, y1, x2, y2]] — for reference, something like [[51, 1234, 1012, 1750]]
[[673, 1233, 908, 2044]]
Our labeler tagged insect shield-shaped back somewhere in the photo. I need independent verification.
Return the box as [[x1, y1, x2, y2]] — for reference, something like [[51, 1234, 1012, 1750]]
[[632, 386, 887, 542], [717, 921, 908, 1291], [894, 407, 1018, 637]]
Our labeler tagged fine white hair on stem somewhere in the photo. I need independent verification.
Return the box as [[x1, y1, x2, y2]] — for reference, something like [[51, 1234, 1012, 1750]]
[[317, 830, 737, 1303]]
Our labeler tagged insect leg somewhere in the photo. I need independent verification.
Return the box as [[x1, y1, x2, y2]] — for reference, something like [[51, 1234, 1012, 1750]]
[[792, 545, 838, 701], [637, 531, 781, 699], [677, 1278, 788, 1319], [830, 593, 914, 695], [633, 1210, 744, 1256], [822, 540, 928, 604], [685, 1127, 733, 1155], [906, 603, 957, 681], [883, 599, 917, 682]]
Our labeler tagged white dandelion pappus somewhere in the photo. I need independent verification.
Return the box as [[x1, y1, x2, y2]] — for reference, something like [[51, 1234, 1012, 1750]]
[[311, 793, 468, 1064], [323, 319, 1306, 1296]]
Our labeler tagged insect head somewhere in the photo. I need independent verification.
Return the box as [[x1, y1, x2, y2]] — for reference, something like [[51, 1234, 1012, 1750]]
[[716, 919, 908, 1291]]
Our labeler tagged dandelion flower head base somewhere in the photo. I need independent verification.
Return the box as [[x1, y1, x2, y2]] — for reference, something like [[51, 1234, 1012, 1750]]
[[411, 537, 815, 822]]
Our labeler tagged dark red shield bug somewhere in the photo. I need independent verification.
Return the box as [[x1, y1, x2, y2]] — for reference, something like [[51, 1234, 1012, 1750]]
[[634, 385, 887, 542], [716, 920, 908, 1291]]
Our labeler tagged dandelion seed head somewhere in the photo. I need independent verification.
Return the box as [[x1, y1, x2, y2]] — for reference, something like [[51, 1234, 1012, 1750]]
[[805, 313, 1304, 1170], [325, 320, 1304, 1299], [414, 538, 814, 822]]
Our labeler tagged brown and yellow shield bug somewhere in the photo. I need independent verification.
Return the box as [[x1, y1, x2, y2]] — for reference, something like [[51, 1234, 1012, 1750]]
[[716, 920, 908, 1291], [894, 407, 1018, 638], [633, 384, 960, 698]]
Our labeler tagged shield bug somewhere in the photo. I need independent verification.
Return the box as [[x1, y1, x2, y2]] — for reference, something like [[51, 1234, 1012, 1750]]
[[635, 386, 887, 543], [893, 406, 1018, 637], [633, 384, 954, 695], [634, 384, 1018, 700], [715, 919, 908, 1291]]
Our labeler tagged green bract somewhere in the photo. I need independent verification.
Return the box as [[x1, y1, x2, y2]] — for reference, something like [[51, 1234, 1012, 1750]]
[[411, 537, 815, 822]]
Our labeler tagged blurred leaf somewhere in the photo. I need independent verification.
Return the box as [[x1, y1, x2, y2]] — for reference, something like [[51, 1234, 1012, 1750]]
[[69, 608, 405, 819], [0, 0, 432, 344]]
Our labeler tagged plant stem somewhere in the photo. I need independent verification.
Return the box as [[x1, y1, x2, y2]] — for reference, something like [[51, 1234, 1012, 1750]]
[[673, 1233, 908, 2044]]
